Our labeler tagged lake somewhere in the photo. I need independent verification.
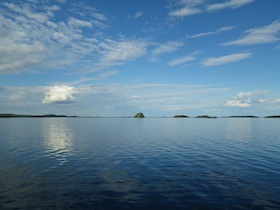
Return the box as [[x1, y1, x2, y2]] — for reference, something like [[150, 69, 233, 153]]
[[0, 118, 279, 209]]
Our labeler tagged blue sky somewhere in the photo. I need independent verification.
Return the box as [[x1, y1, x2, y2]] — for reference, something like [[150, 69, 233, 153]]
[[1, 0, 280, 117]]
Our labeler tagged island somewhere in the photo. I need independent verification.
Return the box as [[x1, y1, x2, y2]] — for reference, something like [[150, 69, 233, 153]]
[[224, 116, 258, 118], [173, 115, 188, 118], [265, 115, 280, 118], [195, 115, 217, 119], [134, 113, 145, 118]]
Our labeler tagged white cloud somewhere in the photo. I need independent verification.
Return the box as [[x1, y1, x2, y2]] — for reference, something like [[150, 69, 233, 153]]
[[45, 5, 61, 12], [42, 86, 76, 104], [169, 7, 202, 17], [207, 0, 254, 11], [133, 11, 143, 18], [222, 20, 280, 46], [219, 26, 238, 32], [169, 53, 197, 66], [226, 91, 265, 107], [0, 1, 107, 74], [0, 39, 47, 74], [202, 53, 251, 66], [151, 41, 184, 57], [1, 1, 152, 75], [98, 40, 148, 68], [187, 25, 236, 38], [3, 84, 280, 116], [3, 2, 49, 22], [69, 2, 108, 29], [226, 100, 251, 107], [68, 17, 93, 28], [169, 0, 254, 17], [169, 0, 204, 17]]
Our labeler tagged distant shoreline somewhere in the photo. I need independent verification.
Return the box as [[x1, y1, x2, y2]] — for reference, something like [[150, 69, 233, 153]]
[[0, 114, 77, 118], [1, 113, 280, 118]]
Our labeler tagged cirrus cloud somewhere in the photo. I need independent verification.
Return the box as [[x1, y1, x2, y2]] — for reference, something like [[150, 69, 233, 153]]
[[169, 52, 198, 66], [207, 0, 255, 11], [169, 0, 255, 18], [151, 41, 184, 56], [98, 40, 148, 68], [187, 25, 237, 38], [68, 17, 93, 28], [202, 52, 252, 66], [169, 0, 204, 17], [222, 20, 280, 46]]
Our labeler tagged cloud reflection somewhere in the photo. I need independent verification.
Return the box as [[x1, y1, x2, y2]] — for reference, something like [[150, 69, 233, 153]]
[[43, 118, 73, 166]]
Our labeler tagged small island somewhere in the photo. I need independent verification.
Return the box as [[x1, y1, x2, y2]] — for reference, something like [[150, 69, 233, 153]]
[[173, 115, 188, 118], [134, 113, 145, 118], [265, 115, 280, 118], [225, 115, 258, 118], [195, 115, 217, 119]]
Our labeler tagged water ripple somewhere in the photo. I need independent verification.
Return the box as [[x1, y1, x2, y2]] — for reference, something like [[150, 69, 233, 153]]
[[0, 118, 279, 209]]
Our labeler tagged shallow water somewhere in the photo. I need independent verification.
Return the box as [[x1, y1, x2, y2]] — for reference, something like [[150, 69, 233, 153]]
[[0, 118, 279, 209]]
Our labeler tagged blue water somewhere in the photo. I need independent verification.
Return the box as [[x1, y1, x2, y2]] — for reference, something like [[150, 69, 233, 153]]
[[0, 118, 279, 209]]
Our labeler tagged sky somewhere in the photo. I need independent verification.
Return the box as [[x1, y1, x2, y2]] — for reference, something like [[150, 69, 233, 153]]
[[0, 0, 280, 117]]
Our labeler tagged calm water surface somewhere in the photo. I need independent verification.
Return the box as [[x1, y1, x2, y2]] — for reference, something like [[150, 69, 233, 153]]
[[0, 118, 279, 209]]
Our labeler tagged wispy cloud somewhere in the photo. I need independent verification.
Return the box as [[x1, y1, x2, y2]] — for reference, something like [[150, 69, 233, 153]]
[[0, 86, 46, 114], [226, 100, 251, 107], [77, 83, 230, 115], [169, 0, 254, 17], [150, 41, 184, 61], [169, 7, 202, 17], [69, 1, 108, 28], [270, 98, 280, 105], [222, 20, 280, 46], [133, 11, 143, 18], [226, 91, 265, 107], [68, 17, 93, 28], [202, 52, 252, 66], [169, 0, 204, 17], [187, 25, 236, 38], [169, 52, 198, 66], [207, 0, 254, 11], [98, 40, 148, 68]]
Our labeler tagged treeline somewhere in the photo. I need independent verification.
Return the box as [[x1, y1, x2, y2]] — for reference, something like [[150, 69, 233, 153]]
[[0, 114, 77, 118]]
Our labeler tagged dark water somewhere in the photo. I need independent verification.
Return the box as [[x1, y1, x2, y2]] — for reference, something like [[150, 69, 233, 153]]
[[0, 118, 279, 209]]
